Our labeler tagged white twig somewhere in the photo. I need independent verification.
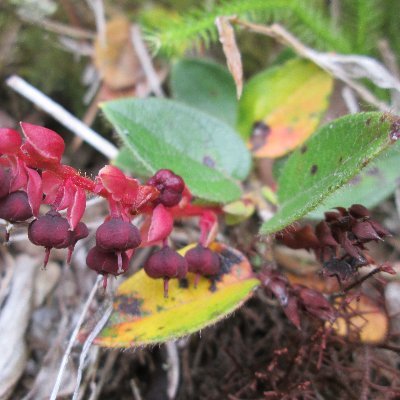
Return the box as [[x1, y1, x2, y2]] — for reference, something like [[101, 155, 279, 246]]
[[165, 341, 179, 399], [5, 75, 118, 159], [72, 305, 112, 400], [341, 87, 360, 114], [131, 25, 165, 97], [49, 275, 102, 400], [86, 0, 107, 47]]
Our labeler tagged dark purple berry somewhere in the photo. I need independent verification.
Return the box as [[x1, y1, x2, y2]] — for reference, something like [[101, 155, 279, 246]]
[[147, 169, 184, 207], [28, 210, 72, 267], [0, 168, 11, 199], [185, 244, 220, 287], [86, 246, 129, 288], [0, 191, 33, 222], [96, 218, 141, 252], [144, 246, 188, 298]]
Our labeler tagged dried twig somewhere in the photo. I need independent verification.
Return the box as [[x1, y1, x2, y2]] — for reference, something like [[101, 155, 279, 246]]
[[72, 304, 113, 400], [232, 19, 395, 112], [49, 275, 102, 400], [5, 75, 118, 159], [165, 341, 180, 399], [130, 24, 165, 97]]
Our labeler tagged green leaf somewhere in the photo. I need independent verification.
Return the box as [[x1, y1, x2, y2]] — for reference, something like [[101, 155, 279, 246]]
[[113, 147, 150, 178], [261, 112, 400, 234], [88, 243, 259, 347], [238, 58, 333, 158], [102, 98, 251, 204], [308, 145, 400, 218], [170, 58, 237, 126]]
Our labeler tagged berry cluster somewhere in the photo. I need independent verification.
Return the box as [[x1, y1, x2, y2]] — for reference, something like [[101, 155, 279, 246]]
[[0, 124, 220, 294], [277, 204, 390, 280], [144, 243, 221, 297]]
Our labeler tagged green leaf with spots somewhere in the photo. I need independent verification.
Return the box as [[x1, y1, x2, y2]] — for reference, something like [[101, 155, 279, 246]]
[[102, 98, 251, 204], [308, 145, 400, 218], [261, 112, 400, 234], [170, 58, 237, 126], [84, 243, 259, 347]]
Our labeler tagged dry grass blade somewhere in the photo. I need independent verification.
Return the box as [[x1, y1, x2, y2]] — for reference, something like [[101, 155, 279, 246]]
[[215, 16, 243, 99]]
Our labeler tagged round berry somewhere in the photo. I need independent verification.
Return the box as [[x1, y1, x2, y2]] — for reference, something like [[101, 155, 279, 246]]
[[28, 210, 71, 249], [0, 191, 33, 222], [0, 168, 11, 199], [96, 218, 141, 252], [144, 246, 188, 298], [147, 169, 185, 207], [86, 246, 129, 276], [185, 244, 221, 277]]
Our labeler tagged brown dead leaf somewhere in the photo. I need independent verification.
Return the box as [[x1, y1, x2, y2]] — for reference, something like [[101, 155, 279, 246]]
[[215, 16, 243, 99], [93, 16, 143, 90], [331, 295, 388, 344]]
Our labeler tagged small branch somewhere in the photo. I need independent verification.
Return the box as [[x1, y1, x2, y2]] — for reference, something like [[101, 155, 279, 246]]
[[131, 25, 165, 98], [49, 275, 102, 400], [165, 341, 180, 399], [5, 75, 118, 159], [86, 0, 107, 46], [232, 19, 392, 112], [72, 304, 113, 400]]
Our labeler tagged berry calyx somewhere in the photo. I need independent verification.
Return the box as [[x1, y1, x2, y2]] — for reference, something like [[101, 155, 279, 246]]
[[86, 246, 129, 288], [0, 191, 33, 223], [0, 168, 11, 199], [28, 210, 72, 267], [185, 244, 221, 287], [144, 246, 188, 298], [147, 169, 184, 207]]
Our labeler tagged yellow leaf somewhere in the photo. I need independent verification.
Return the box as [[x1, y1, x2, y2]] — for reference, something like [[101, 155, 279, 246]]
[[238, 59, 333, 158], [331, 295, 388, 344], [223, 197, 255, 225], [91, 243, 259, 347]]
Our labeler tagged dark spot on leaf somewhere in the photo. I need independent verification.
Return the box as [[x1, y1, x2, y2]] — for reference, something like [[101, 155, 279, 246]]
[[366, 117, 372, 126], [158, 326, 164, 330], [203, 155, 215, 168], [250, 121, 270, 152], [366, 167, 380, 176], [390, 119, 400, 141], [349, 175, 362, 185], [310, 165, 318, 175], [219, 249, 242, 275], [338, 156, 343, 164], [179, 278, 189, 288], [300, 145, 307, 154], [156, 305, 165, 312], [117, 296, 143, 316], [361, 159, 369, 168]]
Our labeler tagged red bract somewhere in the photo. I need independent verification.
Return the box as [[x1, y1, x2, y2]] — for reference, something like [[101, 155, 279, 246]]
[[0, 128, 22, 154], [20, 122, 64, 166]]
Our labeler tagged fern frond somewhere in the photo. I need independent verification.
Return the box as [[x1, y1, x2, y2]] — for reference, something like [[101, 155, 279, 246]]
[[145, 0, 352, 56]]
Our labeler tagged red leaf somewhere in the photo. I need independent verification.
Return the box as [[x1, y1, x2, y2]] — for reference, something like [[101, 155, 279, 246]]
[[9, 158, 28, 192], [146, 204, 173, 245], [67, 187, 86, 230], [42, 170, 62, 204], [20, 122, 65, 165], [26, 168, 42, 217], [0, 128, 22, 154], [97, 165, 127, 201]]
